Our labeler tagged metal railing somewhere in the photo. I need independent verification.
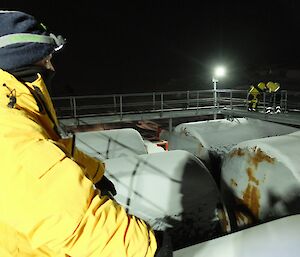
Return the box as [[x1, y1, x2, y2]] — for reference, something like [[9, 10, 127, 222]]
[[52, 89, 252, 119], [53, 89, 293, 120]]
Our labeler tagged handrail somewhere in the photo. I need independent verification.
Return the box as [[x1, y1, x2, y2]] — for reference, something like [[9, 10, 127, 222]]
[[52, 89, 294, 120]]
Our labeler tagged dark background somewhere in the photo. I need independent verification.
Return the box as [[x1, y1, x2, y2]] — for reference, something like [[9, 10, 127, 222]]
[[2, 1, 300, 96]]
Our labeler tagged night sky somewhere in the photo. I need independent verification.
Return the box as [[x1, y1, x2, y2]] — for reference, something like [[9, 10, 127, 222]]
[[2, 1, 300, 96]]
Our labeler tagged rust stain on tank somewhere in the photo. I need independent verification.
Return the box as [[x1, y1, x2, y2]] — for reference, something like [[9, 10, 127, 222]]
[[247, 167, 259, 186], [250, 147, 275, 168], [243, 184, 261, 218], [229, 148, 245, 158]]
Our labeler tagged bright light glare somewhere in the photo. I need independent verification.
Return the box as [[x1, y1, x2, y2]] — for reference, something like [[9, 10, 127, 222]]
[[214, 66, 226, 77]]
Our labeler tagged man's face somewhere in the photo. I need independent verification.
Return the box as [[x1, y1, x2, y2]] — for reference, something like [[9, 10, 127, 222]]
[[35, 54, 55, 71]]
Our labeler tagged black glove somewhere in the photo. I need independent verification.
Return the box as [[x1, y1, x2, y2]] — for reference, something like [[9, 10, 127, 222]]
[[154, 230, 173, 257], [95, 175, 117, 196]]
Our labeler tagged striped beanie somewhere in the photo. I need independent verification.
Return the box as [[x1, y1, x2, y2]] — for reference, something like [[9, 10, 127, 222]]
[[0, 10, 65, 71]]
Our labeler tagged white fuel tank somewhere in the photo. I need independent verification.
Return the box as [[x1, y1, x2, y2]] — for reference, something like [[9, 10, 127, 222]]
[[162, 118, 298, 164], [104, 150, 224, 249], [174, 214, 300, 257], [75, 128, 148, 160], [221, 130, 300, 228]]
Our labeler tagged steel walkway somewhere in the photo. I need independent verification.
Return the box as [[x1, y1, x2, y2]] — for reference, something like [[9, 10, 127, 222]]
[[52, 89, 300, 129]]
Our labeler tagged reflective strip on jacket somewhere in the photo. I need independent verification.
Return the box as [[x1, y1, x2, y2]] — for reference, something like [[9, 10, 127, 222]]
[[0, 69, 157, 256]]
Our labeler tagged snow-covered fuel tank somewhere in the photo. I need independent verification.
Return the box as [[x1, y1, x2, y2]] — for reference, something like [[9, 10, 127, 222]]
[[161, 118, 298, 185], [104, 150, 227, 249], [75, 128, 148, 160], [162, 118, 298, 165], [221, 130, 300, 229]]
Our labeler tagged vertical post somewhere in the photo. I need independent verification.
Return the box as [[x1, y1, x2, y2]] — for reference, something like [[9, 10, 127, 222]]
[[69, 97, 73, 118], [282, 90, 288, 113], [230, 91, 233, 109], [280, 91, 283, 111], [113, 95, 117, 113], [196, 91, 199, 112], [212, 66, 225, 117], [120, 95, 123, 119], [71, 97, 78, 127], [187, 90, 190, 108], [212, 78, 218, 120], [263, 92, 266, 113], [153, 92, 156, 110], [72, 97, 77, 119], [285, 90, 288, 112], [213, 80, 217, 107], [160, 93, 164, 116]]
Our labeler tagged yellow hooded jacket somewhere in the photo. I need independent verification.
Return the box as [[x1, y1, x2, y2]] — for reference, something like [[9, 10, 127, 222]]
[[248, 81, 280, 96], [0, 69, 157, 256]]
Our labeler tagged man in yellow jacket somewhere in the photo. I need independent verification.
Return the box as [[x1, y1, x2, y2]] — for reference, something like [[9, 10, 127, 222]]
[[0, 10, 172, 256], [247, 81, 281, 113]]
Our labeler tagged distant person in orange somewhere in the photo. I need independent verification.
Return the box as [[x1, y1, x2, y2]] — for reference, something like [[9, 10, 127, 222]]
[[247, 81, 281, 113]]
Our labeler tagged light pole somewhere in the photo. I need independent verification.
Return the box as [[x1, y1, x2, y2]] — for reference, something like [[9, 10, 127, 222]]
[[212, 66, 225, 119], [212, 77, 219, 108]]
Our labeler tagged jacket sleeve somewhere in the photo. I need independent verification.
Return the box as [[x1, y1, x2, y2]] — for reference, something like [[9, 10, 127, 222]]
[[19, 141, 157, 256], [73, 147, 105, 184], [58, 136, 105, 184]]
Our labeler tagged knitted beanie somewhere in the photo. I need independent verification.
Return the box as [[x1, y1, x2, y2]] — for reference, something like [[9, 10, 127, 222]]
[[0, 11, 58, 71]]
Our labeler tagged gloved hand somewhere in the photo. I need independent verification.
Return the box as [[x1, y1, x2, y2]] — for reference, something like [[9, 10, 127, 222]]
[[95, 175, 117, 196], [154, 230, 173, 257]]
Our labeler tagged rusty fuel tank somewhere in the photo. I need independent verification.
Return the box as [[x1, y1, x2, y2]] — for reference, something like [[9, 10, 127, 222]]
[[221, 131, 300, 229], [160, 118, 297, 167]]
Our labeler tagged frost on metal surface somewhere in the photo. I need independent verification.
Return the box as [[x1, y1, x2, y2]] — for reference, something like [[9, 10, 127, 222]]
[[160, 117, 298, 187], [75, 128, 148, 160], [104, 150, 223, 249], [72, 120, 300, 251], [162, 118, 298, 163], [221, 131, 300, 228]]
